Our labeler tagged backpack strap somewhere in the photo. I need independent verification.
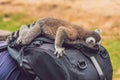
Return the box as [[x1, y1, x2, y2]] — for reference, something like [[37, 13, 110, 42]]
[[0, 44, 8, 52], [73, 44, 106, 80], [90, 56, 106, 80], [34, 37, 54, 44], [7, 36, 53, 65]]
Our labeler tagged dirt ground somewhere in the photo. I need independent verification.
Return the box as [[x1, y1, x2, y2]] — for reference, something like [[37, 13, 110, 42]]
[[0, 0, 120, 39]]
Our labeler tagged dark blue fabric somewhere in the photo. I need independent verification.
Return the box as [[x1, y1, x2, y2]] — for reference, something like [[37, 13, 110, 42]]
[[0, 41, 27, 80]]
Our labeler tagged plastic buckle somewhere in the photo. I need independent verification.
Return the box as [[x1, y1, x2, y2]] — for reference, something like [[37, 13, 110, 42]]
[[99, 49, 108, 59], [77, 60, 87, 70], [33, 41, 43, 47]]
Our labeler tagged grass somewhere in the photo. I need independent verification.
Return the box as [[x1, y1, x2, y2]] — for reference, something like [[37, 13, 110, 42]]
[[102, 39, 120, 79], [0, 12, 120, 80], [0, 13, 35, 31]]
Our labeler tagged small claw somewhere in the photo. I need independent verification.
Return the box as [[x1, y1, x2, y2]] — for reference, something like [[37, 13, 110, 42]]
[[58, 52, 63, 58], [60, 53, 63, 57], [54, 51, 60, 58], [54, 47, 65, 58], [57, 53, 60, 58], [54, 52, 58, 57], [60, 50, 65, 57], [16, 36, 22, 45]]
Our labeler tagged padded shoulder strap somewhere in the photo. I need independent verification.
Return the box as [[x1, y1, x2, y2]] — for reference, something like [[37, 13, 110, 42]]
[[34, 37, 54, 44], [90, 56, 106, 80], [7, 45, 26, 67]]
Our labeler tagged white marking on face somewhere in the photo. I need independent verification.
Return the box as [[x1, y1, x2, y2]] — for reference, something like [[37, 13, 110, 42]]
[[86, 37, 96, 44]]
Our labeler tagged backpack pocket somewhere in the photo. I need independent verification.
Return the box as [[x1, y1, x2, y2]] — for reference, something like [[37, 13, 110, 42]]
[[23, 46, 70, 80]]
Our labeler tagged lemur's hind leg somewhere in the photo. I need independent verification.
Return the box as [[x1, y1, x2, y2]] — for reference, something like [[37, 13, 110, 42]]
[[16, 25, 29, 44], [19, 23, 41, 45], [54, 27, 67, 57]]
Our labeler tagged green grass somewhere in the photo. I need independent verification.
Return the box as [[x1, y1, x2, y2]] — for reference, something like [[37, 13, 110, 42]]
[[0, 12, 120, 79], [102, 39, 120, 79], [0, 13, 34, 31]]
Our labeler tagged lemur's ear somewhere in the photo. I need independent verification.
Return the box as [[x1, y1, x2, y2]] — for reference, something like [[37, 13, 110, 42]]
[[94, 29, 102, 35]]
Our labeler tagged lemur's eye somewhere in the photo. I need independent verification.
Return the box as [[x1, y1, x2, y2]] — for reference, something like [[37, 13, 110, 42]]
[[85, 37, 95, 44]]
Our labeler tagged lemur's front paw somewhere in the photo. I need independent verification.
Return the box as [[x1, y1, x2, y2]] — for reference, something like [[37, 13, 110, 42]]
[[54, 47, 65, 58], [16, 36, 22, 45], [16, 36, 30, 45]]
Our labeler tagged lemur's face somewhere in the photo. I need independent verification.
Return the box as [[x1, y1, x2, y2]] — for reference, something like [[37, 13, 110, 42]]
[[85, 37, 96, 45], [85, 29, 102, 46]]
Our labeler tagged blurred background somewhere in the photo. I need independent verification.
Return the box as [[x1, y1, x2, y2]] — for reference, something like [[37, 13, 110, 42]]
[[0, 0, 120, 79]]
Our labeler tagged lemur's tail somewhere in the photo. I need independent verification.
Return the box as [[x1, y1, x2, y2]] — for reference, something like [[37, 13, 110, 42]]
[[0, 35, 10, 41], [0, 30, 11, 41]]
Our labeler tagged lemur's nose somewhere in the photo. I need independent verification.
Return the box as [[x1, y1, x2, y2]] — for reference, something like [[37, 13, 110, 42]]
[[88, 40, 95, 44], [90, 40, 94, 43]]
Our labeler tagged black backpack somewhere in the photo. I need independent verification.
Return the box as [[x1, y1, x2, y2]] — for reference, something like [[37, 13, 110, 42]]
[[1, 36, 113, 80]]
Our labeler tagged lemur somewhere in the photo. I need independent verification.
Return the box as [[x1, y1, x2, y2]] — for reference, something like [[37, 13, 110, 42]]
[[6, 17, 102, 57]]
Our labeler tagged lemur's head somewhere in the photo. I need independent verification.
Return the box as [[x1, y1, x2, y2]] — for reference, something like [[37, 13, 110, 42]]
[[84, 29, 102, 46]]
